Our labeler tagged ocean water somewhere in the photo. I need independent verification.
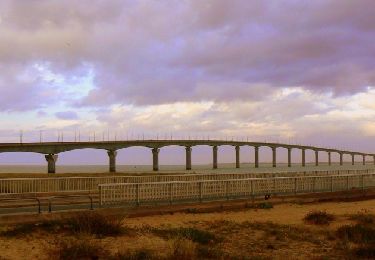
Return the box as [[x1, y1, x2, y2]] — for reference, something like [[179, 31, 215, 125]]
[[0, 162, 373, 175]]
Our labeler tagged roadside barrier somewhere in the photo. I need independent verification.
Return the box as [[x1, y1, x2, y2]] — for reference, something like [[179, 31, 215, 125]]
[[98, 174, 375, 206], [0, 169, 373, 195]]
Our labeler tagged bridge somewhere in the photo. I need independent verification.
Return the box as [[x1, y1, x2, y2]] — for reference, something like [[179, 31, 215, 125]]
[[0, 140, 374, 173]]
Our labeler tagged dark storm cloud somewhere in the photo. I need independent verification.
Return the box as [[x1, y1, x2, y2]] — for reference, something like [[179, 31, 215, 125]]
[[0, 0, 375, 110]]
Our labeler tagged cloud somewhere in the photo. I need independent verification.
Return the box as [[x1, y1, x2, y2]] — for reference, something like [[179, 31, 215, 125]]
[[0, 0, 374, 111], [55, 111, 79, 120]]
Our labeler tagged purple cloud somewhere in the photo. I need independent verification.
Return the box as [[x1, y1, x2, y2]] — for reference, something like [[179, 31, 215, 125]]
[[0, 0, 374, 110], [55, 111, 79, 120]]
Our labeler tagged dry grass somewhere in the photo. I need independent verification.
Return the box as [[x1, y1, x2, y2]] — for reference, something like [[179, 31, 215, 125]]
[[0, 199, 374, 259], [49, 236, 109, 260], [0, 212, 126, 238], [67, 211, 126, 237], [303, 210, 335, 225]]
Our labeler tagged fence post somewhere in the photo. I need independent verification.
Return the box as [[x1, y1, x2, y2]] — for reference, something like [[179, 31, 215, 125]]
[[313, 177, 316, 193], [294, 177, 297, 195], [361, 174, 365, 191], [199, 182, 203, 203], [169, 183, 173, 205], [225, 181, 229, 200], [136, 184, 140, 206], [331, 176, 334, 192], [99, 185, 103, 207], [347, 175, 349, 191]]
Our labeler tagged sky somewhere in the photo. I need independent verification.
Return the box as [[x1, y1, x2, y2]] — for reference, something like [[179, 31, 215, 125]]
[[0, 0, 375, 165]]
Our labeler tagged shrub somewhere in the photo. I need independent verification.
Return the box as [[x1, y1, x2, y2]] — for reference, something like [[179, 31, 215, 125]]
[[303, 211, 335, 225], [50, 237, 108, 260], [115, 248, 154, 260], [152, 227, 216, 245], [336, 224, 375, 244], [257, 202, 273, 209], [349, 211, 375, 225], [68, 212, 125, 237], [353, 244, 375, 258], [1, 220, 61, 237], [168, 238, 197, 260]]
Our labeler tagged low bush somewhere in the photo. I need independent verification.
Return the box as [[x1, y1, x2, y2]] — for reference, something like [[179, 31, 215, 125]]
[[168, 238, 197, 260], [353, 244, 375, 258], [336, 224, 375, 244], [303, 211, 335, 225], [349, 211, 375, 225], [152, 227, 216, 245], [257, 202, 273, 209], [50, 237, 108, 260], [1, 220, 61, 237], [115, 248, 154, 260], [68, 212, 125, 237]]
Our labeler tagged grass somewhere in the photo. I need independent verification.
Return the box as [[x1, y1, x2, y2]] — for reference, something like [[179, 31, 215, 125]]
[[348, 210, 375, 225], [150, 226, 217, 245], [67, 211, 126, 237], [303, 210, 335, 225], [49, 237, 109, 260], [115, 248, 155, 260], [1, 212, 126, 238], [336, 224, 375, 244]]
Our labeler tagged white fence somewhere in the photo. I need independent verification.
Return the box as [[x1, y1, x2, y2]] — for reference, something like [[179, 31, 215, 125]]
[[0, 169, 373, 195], [99, 174, 375, 206]]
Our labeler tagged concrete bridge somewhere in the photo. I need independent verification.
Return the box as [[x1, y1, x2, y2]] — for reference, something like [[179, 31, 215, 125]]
[[0, 140, 374, 173]]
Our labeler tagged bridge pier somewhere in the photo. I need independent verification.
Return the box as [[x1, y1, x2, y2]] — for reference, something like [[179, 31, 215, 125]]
[[107, 150, 117, 173], [213, 146, 218, 169], [302, 149, 306, 167], [315, 150, 319, 166], [152, 148, 160, 171], [328, 151, 331, 166], [287, 148, 292, 167], [186, 147, 192, 170], [272, 147, 276, 167], [340, 153, 343, 166], [254, 146, 259, 168], [45, 154, 58, 174], [352, 154, 355, 165], [235, 146, 240, 168]]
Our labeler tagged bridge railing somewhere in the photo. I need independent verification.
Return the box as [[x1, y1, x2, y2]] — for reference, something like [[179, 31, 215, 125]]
[[98, 174, 375, 206], [0, 169, 373, 195]]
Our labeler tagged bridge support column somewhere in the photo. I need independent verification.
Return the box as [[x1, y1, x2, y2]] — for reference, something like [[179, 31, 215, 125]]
[[254, 146, 259, 168], [302, 149, 306, 167], [213, 146, 218, 169], [340, 153, 343, 166], [107, 150, 117, 173], [315, 150, 319, 166], [186, 147, 192, 170], [287, 148, 292, 167], [272, 147, 276, 168], [363, 155, 366, 165], [235, 146, 240, 168], [352, 154, 355, 165], [45, 154, 58, 174], [328, 152, 331, 166], [152, 148, 160, 171]]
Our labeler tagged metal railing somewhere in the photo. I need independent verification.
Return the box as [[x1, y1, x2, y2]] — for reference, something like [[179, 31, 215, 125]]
[[0, 169, 373, 195], [98, 174, 375, 206]]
